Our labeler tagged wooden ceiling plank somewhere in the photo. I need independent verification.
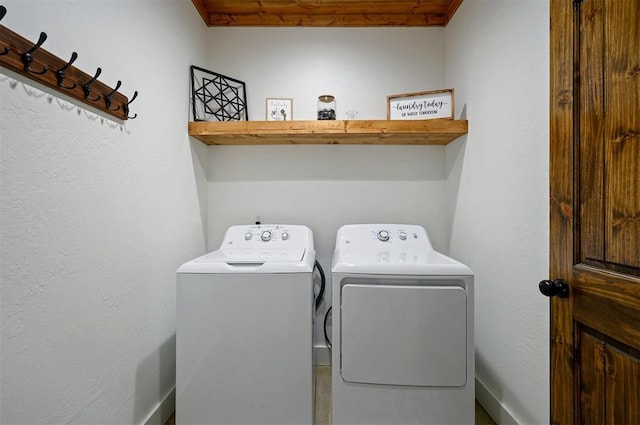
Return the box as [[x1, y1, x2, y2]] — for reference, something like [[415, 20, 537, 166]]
[[207, 0, 449, 15], [192, 0, 459, 27], [208, 13, 446, 26]]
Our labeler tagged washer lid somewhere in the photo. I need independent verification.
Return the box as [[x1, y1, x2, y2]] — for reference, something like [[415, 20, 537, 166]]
[[177, 248, 314, 274], [206, 248, 306, 263]]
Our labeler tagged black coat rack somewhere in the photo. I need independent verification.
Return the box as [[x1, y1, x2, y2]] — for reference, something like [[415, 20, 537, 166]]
[[0, 6, 137, 120]]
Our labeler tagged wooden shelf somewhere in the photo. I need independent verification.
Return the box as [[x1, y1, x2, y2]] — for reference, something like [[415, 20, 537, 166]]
[[191, 0, 464, 27], [188, 119, 468, 145]]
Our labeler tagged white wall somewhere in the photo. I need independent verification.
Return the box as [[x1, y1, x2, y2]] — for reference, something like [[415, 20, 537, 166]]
[[445, 0, 550, 424], [203, 27, 450, 346], [203, 27, 446, 121], [0, 2, 207, 424]]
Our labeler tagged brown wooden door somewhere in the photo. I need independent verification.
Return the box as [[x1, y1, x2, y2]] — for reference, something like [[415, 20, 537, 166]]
[[549, 0, 640, 424]]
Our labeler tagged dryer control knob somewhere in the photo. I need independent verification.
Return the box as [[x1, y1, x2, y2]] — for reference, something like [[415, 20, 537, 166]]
[[261, 230, 272, 242], [245, 232, 253, 240], [281, 232, 289, 240], [399, 231, 407, 240], [377, 230, 390, 242]]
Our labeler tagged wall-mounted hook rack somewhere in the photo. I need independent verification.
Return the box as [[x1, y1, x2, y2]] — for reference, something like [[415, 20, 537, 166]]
[[0, 16, 137, 121]]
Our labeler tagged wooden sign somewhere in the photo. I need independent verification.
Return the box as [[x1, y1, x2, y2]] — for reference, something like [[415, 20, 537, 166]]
[[387, 89, 454, 120]]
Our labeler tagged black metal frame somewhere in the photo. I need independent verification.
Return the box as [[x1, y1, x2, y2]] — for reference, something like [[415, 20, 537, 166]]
[[190, 65, 248, 122]]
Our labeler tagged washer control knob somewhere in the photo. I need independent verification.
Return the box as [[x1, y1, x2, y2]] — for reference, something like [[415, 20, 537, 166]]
[[261, 230, 272, 242], [281, 232, 289, 241], [244, 232, 252, 241], [377, 230, 390, 242], [399, 231, 407, 240]]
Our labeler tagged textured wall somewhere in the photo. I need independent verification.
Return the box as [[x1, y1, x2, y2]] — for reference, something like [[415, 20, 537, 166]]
[[445, 0, 550, 423], [0, 2, 207, 424]]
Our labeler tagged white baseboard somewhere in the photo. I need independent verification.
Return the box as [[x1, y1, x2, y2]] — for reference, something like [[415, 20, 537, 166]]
[[143, 387, 175, 425], [314, 345, 332, 365], [475, 377, 519, 425]]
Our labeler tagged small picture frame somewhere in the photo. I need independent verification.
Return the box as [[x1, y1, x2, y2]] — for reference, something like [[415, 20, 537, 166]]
[[266, 98, 293, 121], [387, 89, 454, 120]]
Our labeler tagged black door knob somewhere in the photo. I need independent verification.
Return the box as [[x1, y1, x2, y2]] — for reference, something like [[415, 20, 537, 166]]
[[539, 279, 570, 298]]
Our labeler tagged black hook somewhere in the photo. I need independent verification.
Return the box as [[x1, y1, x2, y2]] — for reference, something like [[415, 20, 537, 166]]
[[0, 7, 8, 55], [21, 32, 48, 75], [123, 91, 138, 119], [105, 80, 122, 111], [0, 7, 9, 55], [55, 52, 78, 90], [83, 67, 102, 101]]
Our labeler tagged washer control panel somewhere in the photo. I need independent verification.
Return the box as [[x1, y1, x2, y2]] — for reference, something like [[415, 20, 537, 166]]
[[222, 224, 313, 250]]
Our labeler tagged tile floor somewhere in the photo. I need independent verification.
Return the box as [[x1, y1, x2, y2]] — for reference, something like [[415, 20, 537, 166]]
[[166, 366, 496, 425]]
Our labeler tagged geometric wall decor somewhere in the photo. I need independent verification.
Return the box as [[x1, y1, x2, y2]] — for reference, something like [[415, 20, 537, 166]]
[[190, 65, 248, 121]]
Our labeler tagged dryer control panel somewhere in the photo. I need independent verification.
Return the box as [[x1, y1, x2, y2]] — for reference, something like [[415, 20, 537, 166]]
[[337, 224, 433, 251], [374, 228, 420, 243]]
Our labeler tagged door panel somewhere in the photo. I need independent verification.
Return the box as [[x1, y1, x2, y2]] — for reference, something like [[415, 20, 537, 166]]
[[578, 331, 605, 425], [578, 329, 640, 424], [578, 0, 605, 264], [550, 0, 640, 423], [579, 0, 640, 272], [605, 344, 640, 424], [603, 0, 640, 270]]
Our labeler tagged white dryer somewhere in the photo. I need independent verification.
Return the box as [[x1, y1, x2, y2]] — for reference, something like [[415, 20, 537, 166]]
[[176, 224, 315, 425], [331, 224, 474, 425]]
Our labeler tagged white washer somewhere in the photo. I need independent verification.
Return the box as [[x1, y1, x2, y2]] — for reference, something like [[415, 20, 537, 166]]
[[176, 224, 315, 425], [331, 224, 474, 425]]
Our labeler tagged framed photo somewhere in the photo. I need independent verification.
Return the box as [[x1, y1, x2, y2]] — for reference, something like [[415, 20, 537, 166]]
[[387, 89, 454, 120], [266, 98, 293, 121]]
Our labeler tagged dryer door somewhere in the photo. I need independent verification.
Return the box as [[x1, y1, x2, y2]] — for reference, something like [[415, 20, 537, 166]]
[[341, 283, 467, 387]]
